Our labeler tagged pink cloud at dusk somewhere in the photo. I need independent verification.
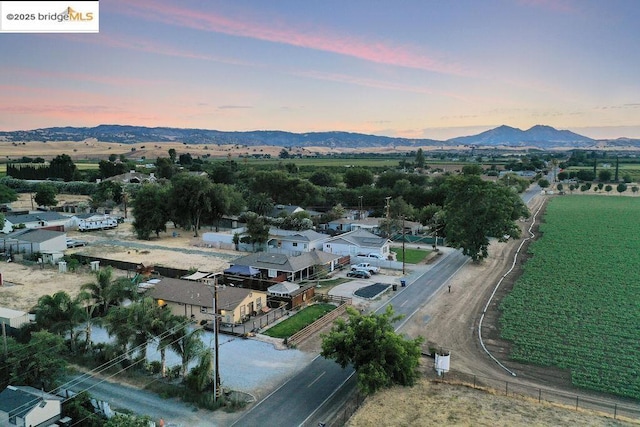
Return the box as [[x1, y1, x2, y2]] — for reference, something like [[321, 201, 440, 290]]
[[296, 70, 472, 102], [62, 33, 257, 67], [4, 67, 167, 87], [113, 0, 468, 76]]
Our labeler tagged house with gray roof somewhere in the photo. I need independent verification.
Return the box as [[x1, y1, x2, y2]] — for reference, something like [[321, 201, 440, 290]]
[[322, 228, 391, 258], [229, 250, 342, 282], [2, 228, 66, 262], [0, 385, 63, 427], [146, 277, 267, 325], [1, 211, 72, 234], [267, 228, 330, 254]]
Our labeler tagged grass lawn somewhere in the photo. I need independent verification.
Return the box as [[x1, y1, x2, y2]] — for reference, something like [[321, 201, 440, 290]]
[[262, 303, 336, 338], [390, 247, 431, 263]]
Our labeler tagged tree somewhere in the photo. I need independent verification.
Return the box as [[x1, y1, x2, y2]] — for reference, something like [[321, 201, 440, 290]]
[[632, 186, 639, 195], [0, 183, 18, 204], [344, 168, 374, 189], [170, 173, 213, 237], [105, 414, 154, 427], [34, 183, 58, 208], [616, 183, 627, 195], [186, 347, 214, 392], [205, 183, 244, 232], [81, 266, 134, 316], [168, 148, 177, 163], [132, 183, 170, 239], [309, 170, 336, 187], [443, 175, 529, 261], [241, 212, 270, 251], [605, 184, 613, 194], [538, 178, 550, 189], [34, 291, 80, 346], [155, 157, 176, 179], [461, 164, 483, 175], [49, 154, 78, 181], [8, 331, 67, 389], [415, 148, 425, 169], [171, 327, 205, 379], [598, 169, 612, 182], [556, 183, 563, 192], [321, 306, 423, 395], [279, 149, 290, 159]]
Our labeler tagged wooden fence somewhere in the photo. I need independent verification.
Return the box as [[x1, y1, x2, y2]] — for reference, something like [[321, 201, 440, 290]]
[[286, 298, 351, 348]]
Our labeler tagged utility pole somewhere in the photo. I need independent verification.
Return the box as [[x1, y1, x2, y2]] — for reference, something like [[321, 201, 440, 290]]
[[358, 195, 363, 220], [385, 196, 391, 237], [210, 280, 221, 402], [401, 215, 406, 275]]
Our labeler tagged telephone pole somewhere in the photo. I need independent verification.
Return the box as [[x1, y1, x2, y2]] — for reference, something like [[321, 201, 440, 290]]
[[401, 215, 406, 275], [385, 196, 391, 237], [210, 280, 221, 402]]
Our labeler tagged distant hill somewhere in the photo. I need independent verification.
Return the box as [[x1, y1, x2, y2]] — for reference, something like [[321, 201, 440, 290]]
[[1, 124, 638, 149], [447, 124, 595, 147]]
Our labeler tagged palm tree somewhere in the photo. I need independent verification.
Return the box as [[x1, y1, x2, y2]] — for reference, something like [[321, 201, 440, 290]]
[[154, 310, 185, 378], [187, 347, 213, 392], [73, 291, 99, 352], [34, 291, 80, 350], [104, 305, 136, 359], [81, 267, 115, 316], [81, 267, 137, 316], [170, 326, 205, 380]]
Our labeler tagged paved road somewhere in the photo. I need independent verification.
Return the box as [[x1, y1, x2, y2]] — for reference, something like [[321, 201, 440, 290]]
[[64, 373, 230, 426], [232, 249, 470, 427]]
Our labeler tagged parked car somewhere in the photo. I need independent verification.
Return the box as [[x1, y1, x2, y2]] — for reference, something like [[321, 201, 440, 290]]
[[350, 262, 379, 274], [347, 269, 371, 279], [66, 238, 88, 248], [366, 253, 386, 260]]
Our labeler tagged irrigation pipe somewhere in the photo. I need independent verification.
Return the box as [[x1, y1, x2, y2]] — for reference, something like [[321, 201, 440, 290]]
[[477, 199, 545, 377]]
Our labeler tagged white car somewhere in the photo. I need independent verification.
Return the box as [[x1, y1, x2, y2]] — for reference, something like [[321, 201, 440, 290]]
[[66, 238, 88, 248], [366, 253, 386, 260]]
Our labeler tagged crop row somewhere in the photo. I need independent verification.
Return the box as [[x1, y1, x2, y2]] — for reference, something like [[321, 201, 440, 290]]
[[499, 196, 640, 399]]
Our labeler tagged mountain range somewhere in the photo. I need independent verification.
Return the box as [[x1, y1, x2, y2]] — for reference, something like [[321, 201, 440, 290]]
[[1, 124, 638, 149]]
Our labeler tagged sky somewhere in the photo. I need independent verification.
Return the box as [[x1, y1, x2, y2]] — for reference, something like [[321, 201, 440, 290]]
[[1, 0, 639, 140]]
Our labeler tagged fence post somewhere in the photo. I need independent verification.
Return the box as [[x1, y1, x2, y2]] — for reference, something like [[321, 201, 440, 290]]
[[614, 403, 617, 419], [538, 389, 541, 403], [473, 375, 476, 388], [575, 396, 579, 410], [505, 381, 509, 396]]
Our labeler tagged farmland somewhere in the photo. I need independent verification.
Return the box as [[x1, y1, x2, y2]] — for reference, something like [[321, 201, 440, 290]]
[[499, 195, 640, 398]]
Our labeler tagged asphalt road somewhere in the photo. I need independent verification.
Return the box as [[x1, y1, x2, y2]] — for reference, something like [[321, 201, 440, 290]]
[[64, 373, 221, 426], [232, 249, 470, 427]]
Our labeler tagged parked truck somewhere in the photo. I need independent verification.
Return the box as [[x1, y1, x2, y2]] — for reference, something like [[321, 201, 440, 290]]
[[78, 216, 118, 232], [350, 262, 379, 274]]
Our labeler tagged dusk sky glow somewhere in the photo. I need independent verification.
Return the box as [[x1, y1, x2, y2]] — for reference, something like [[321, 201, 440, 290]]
[[2, 0, 639, 139]]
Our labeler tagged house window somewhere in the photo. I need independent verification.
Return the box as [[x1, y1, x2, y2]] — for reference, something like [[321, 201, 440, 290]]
[[292, 242, 298, 247], [200, 307, 208, 314]]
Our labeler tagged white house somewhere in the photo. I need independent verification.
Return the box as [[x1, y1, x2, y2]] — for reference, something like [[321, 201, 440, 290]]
[[322, 228, 391, 258], [1, 212, 72, 234], [267, 229, 329, 253], [0, 385, 63, 427]]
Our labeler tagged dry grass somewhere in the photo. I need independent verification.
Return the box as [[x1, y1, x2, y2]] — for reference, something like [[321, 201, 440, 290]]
[[348, 379, 634, 427]]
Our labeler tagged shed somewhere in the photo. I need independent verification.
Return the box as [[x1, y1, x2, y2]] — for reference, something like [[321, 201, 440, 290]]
[[0, 307, 29, 330]]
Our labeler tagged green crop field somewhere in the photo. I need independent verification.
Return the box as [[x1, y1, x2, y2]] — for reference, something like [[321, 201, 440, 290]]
[[499, 195, 640, 398]]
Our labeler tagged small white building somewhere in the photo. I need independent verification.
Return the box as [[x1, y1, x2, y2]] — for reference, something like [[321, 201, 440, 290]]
[[267, 281, 301, 297], [0, 307, 30, 330]]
